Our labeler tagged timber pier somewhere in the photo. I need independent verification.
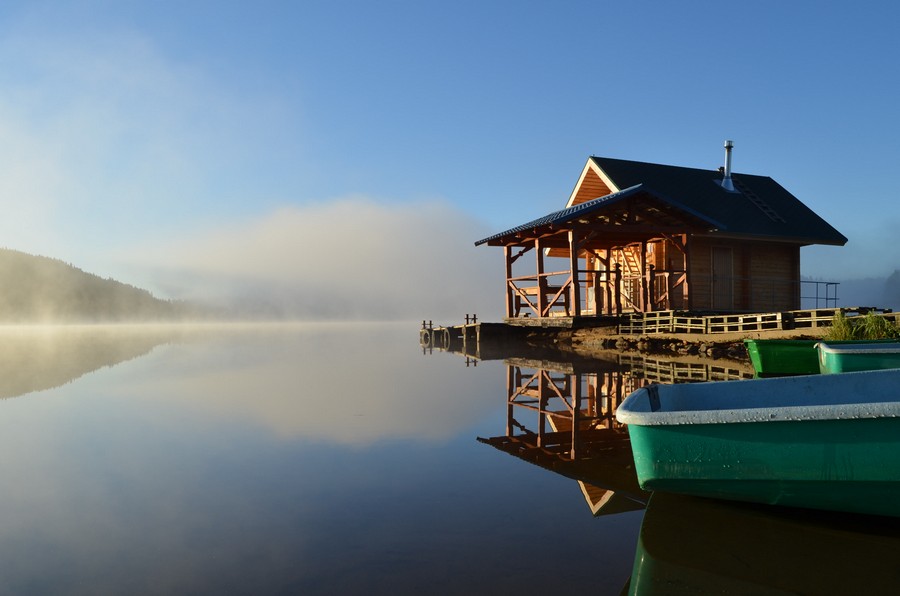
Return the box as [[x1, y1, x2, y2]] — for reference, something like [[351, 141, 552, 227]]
[[420, 315, 548, 361], [421, 307, 895, 361]]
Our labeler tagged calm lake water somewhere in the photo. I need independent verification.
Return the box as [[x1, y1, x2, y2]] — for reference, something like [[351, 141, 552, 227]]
[[1, 323, 898, 594]]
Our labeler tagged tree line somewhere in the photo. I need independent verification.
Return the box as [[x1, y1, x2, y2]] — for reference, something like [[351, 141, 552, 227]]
[[0, 248, 199, 322]]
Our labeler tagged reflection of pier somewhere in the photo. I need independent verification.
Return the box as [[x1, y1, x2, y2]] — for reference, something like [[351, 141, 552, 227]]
[[420, 320, 756, 381], [500, 360, 636, 454], [477, 350, 754, 516], [479, 360, 650, 516], [420, 320, 563, 361], [618, 353, 753, 383]]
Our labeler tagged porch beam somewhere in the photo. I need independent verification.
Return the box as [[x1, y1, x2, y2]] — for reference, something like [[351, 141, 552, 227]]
[[487, 224, 709, 249], [661, 233, 687, 255], [508, 245, 533, 264]]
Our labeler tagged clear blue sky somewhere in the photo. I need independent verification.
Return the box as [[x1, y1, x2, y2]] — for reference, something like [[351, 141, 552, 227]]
[[0, 1, 897, 317]]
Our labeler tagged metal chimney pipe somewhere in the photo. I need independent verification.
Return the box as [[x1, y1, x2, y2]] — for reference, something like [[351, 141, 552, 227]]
[[721, 139, 736, 192]]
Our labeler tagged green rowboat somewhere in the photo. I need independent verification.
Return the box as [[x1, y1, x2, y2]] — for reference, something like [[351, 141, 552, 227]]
[[817, 341, 900, 374], [743, 338, 820, 376], [615, 369, 900, 517]]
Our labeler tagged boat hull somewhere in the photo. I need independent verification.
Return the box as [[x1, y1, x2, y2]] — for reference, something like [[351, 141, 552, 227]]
[[628, 416, 900, 517], [617, 369, 900, 517], [817, 341, 900, 374]]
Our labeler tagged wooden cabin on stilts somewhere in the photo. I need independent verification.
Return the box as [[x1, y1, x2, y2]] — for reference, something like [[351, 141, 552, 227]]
[[475, 142, 847, 325]]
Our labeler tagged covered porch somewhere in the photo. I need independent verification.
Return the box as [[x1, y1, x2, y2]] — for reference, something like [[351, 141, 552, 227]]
[[500, 234, 694, 319], [476, 185, 717, 320]]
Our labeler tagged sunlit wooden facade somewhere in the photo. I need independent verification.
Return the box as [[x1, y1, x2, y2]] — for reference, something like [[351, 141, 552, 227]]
[[476, 155, 847, 319]]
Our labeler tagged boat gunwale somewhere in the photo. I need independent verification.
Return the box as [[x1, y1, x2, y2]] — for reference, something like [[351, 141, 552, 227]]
[[615, 369, 900, 427], [816, 341, 900, 355]]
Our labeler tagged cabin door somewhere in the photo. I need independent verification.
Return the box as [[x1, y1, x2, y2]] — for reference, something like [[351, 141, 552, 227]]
[[711, 247, 733, 310]]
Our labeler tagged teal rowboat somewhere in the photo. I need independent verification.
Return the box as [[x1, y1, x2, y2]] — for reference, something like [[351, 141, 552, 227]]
[[615, 369, 900, 517], [817, 341, 900, 374]]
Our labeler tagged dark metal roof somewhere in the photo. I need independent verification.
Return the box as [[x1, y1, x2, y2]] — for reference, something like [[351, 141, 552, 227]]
[[588, 157, 848, 246], [474, 184, 723, 246], [475, 156, 848, 248]]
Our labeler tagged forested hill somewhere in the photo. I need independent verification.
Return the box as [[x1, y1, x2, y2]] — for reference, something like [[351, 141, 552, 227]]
[[0, 248, 193, 322]]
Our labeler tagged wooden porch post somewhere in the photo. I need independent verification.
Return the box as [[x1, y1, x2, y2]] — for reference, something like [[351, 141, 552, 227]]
[[568, 229, 581, 317], [504, 245, 514, 317], [614, 263, 622, 315], [640, 240, 648, 311], [601, 250, 612, 316], [648, 264, 656, 311], [535, 238, 547, 316]]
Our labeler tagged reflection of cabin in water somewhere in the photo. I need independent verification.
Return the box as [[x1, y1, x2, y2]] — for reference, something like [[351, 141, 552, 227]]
[[476, 356, 755, 515], [475, 144, 847, 320], [478, 361, 649, 514]]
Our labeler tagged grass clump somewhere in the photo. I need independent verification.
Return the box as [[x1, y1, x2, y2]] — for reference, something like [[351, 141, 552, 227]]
[[824, 312, 900, 340], [861, 312, 900, 339]]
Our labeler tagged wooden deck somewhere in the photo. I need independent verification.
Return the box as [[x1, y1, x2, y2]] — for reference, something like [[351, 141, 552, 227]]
[[420, 307, 897, 361]]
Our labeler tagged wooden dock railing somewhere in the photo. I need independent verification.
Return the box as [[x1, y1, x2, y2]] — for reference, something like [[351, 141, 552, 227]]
[[618, 307, 892, 336]]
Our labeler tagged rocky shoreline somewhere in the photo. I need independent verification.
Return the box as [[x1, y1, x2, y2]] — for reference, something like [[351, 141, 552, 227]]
[[506, 325, 828, 366], [574, 333, 750, 361]]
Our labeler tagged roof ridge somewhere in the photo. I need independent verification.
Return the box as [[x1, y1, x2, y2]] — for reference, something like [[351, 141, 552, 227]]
[[592, 154, 770, 179]]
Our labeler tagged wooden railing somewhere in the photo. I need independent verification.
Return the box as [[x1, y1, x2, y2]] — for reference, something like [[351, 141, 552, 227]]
[[618, 306, 888, 335], [507, 271, 573, 317], [509, 267, 840, 319], [571, 266, 687, 315]]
